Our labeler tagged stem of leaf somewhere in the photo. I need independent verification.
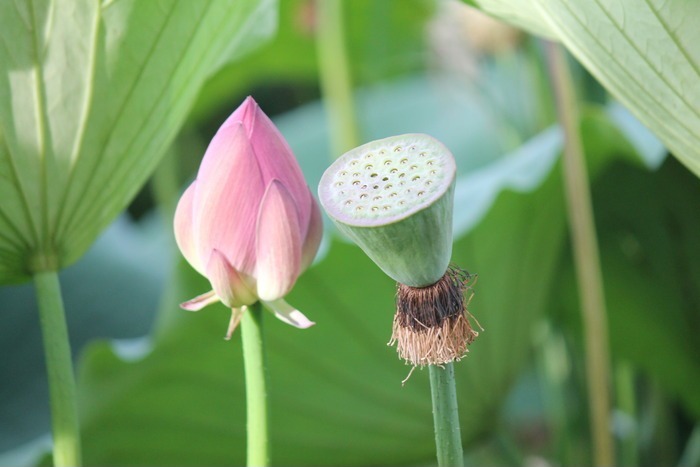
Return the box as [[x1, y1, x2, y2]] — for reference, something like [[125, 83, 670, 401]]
[[545, 41, 614, 466], [615, 361, 639, 467], [429, 363, 465, 467], [241, 302, 269, 466], [316, 0, 361, 157], [34, 271, 82, 467]]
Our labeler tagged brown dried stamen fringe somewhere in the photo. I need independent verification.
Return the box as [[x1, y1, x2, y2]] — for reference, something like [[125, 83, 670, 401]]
[[389, 266, 480, 366]]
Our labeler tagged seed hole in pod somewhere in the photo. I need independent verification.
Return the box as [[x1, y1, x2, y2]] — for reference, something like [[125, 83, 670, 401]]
[[418, 191, 425, 196], [389, 192, 397, 197], [361, 184, 368, 189], [365, 164, 373, 170], [400, 158, 408, 164], [379, 150, 386, 155], [352, 180, 360, 186], [373, 195, 382, 201], [406, 188, 412, 193], [382, 177, 389, 181], [383, 160, 392, 166], [430, 170, 437, 175], [390, 168, 398, 174], [399, 181, 405, 186], [345, 200, 353, 205], [425, 180, 433, 186], [394, 146, 403, 152], [427, 160, 434, 166], [335, 181, 344, 187], [371, 206, 379, 212], [382, 205, 391, 211], [409, 146, 416, 151], [409, 165, 417, 171], [412, 176, 420, 181], [373, 185, 379, 189], [419, 152, 427, 157], [340, 191, 345, 195], [398, 173, 405, 178], [365, 153, 373, 159], [370, 173, 378, 178], [385, 184, 393, 189], [356, 206, 363, 211], [350, 160, 359, 166], [360, 193, 368, 199], [352, 172, 360, 177], [399, 200, 406, 205]]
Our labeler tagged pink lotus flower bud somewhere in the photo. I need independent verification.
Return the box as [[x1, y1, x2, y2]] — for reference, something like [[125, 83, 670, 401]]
[[174, 97, 322, 334]]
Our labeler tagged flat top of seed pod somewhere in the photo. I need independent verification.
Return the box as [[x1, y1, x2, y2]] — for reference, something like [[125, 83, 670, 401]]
[[319, 134, 456, 227]]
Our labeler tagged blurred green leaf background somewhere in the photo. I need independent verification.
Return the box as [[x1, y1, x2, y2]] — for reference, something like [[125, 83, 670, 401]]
[[1, 0, 698, 466]]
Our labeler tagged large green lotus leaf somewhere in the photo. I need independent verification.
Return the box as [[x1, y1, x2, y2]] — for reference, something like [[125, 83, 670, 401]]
[[74, 89, 666, 464], [77, 160, 567, 465], [556, 158, 700, 418], [0, 0, 276, 284], [465, 0, 700, 177]]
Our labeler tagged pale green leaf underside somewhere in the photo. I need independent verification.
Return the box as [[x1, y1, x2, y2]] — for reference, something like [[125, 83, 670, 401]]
[[0, 0, 277, 283], [470, 0, 700, 177]]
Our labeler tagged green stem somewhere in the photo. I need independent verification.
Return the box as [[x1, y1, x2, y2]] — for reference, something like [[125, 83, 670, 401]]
[[316, 0, 361, 157], [241, 302, 269, 466], [34, 271, 81, 467], [429, 363, 464, 467], [546, 42, 614, 467], [615, 361, 639, 467]]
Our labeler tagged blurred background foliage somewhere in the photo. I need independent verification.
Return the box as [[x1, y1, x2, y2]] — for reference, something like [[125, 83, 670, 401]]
[[1, 0, 698, 466]]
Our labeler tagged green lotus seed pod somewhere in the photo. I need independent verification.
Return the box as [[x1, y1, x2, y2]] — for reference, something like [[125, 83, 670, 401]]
[[319, 134, 456, 287]]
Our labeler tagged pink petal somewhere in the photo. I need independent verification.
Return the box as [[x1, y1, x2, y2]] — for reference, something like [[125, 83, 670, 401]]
[[255, 180, 302, 301], [225, 307, 244, 340], [180, 290, 219, 311], [226, 97, 311, 231], [174, 182, 205, 275], [221, 96, 256, 131], [193, 122, 264, 274], [205, 250, 258, 308], [263, 298, 315, 329], [300, 195, 323, 271]]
